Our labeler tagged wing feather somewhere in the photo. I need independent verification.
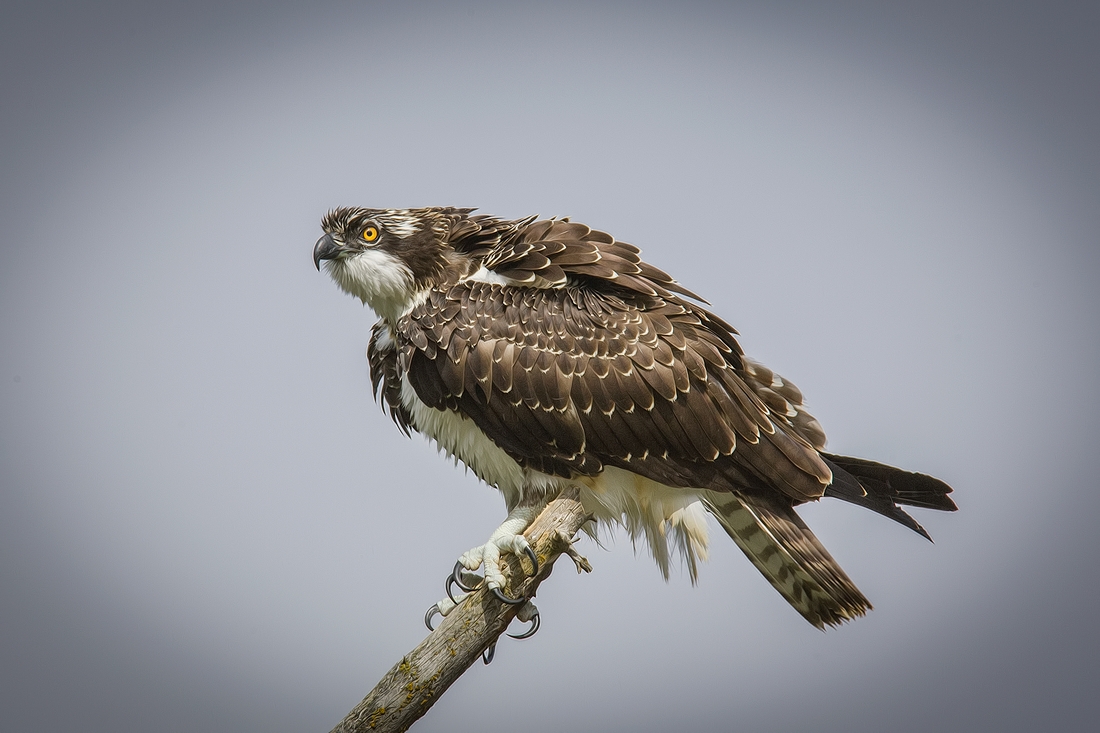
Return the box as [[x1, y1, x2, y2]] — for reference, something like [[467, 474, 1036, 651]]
[[397, 227, 831, 500]]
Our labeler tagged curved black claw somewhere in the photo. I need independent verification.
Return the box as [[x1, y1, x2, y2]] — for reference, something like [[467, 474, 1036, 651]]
[[507, 611, 540, 640], [446, 561, 480, 604], [491, 587, 527, 605], [522, 546, 540, 576], [482, 642, 496, 665], [424, 603, 441, 632], [445, 574, 460, 605], [452, 561, 480, 592]]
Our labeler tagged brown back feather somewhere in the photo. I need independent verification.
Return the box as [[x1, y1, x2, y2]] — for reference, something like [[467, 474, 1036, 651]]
[[397, 245, 832, 502]]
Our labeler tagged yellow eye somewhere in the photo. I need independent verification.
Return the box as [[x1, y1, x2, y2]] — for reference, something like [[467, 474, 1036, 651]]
[[361, 226, 379, 242]]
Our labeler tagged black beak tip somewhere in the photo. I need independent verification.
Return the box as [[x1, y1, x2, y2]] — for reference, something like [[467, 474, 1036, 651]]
[[313, 233, 338, 271]]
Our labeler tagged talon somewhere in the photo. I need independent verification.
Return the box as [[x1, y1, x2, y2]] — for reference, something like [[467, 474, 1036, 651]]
[[522, 546, 539, 576], [445, 572, 461, 604], [482, 642, 496, 665], [507, 611, 540, 640], [424, 604, 441, 631], [451, 561, 480, 592], [491, 587, 526, 605], [447, 561, 481, 604]]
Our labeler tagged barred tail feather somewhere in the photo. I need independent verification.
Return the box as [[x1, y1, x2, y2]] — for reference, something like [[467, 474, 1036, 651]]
[[704, 492, 871, 628]]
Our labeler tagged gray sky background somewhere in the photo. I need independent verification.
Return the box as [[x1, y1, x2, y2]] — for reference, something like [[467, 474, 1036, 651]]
[[2, 2, 1097, 731]]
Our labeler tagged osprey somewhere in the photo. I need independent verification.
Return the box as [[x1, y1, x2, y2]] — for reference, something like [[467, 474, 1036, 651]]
[[314, 207, 956, 630]]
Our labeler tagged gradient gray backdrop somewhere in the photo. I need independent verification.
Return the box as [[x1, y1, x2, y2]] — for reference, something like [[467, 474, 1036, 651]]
[[2, 2, 1097, 731]]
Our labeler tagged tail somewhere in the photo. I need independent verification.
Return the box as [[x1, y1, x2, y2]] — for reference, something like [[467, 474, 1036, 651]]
[[821, 453, 958, 541], [704, 492, 871, 629]]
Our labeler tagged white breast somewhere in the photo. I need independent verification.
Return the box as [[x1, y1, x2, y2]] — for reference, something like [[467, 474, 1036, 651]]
[[397, 373, 564, 509]]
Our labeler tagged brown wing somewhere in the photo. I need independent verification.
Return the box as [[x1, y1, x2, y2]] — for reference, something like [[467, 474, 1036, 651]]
[[480, 218, 705, 300], [398, 221, 833, 502]]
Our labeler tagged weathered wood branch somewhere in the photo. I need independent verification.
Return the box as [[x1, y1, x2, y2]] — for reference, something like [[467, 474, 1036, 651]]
[[329, 487, 592, 733]]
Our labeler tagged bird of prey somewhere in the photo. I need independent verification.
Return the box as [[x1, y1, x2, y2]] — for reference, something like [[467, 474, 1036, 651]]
[[314, 207, 956, 631]]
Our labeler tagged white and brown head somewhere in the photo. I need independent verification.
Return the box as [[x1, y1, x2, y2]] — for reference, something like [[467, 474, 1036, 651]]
[[314, 206, 476, 323]]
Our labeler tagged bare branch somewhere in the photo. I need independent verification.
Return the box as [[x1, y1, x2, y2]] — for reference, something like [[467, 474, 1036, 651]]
[[329, 488, 592, 733]]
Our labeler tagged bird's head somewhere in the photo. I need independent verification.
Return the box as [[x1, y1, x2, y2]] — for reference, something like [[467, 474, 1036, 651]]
[[314, 207, 467, 323]]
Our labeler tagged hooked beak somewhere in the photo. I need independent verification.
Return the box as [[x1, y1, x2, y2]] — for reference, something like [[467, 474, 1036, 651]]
[[313, 233, 341, 271]]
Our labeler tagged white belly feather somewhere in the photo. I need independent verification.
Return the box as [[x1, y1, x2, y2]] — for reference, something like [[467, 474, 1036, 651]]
[[398, 373, 712, 579]]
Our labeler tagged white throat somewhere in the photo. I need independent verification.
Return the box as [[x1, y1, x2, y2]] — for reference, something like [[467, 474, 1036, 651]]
[[326, 249, 426, 323]]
